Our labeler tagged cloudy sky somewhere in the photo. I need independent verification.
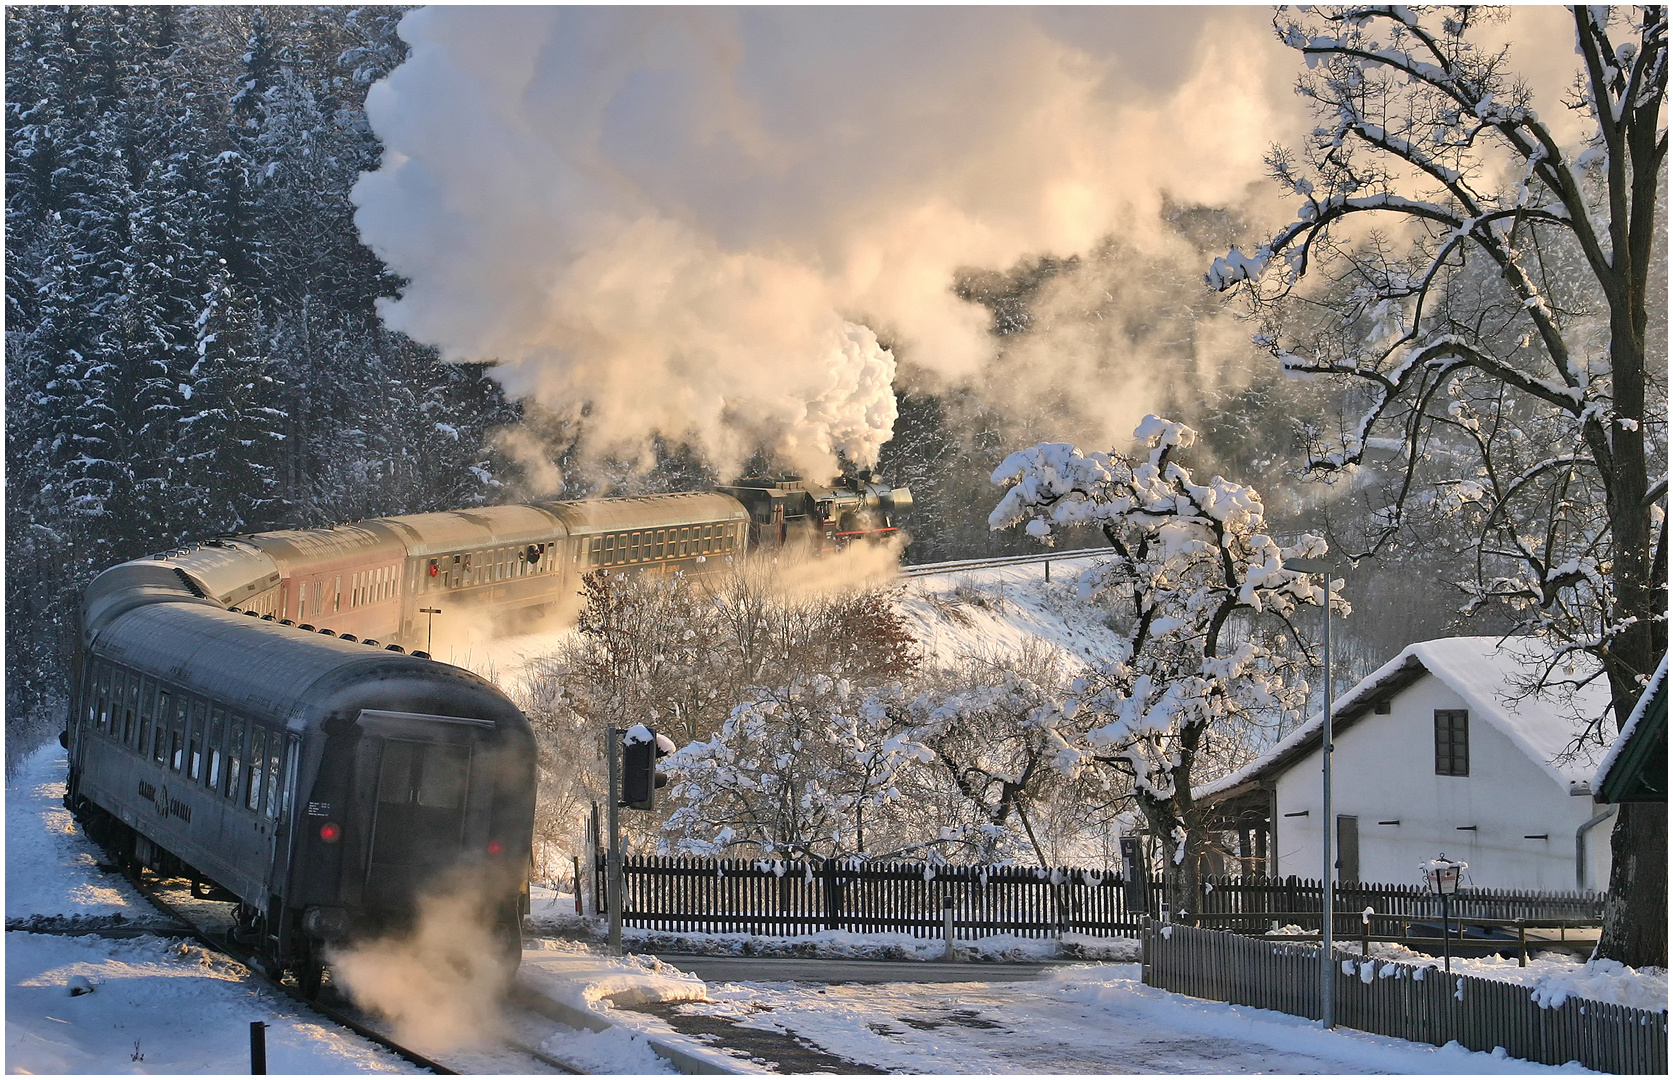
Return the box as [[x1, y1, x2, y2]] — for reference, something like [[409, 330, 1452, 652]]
[[352, 5, 1584, 478]]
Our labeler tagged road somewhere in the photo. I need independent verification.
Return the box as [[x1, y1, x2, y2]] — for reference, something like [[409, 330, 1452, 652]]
[[622, 956, 1405, 1074], [647, 953, 1076, 984]]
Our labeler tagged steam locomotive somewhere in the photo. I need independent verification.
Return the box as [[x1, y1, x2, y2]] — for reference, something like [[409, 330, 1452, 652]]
[[62, 475, 909, 992]]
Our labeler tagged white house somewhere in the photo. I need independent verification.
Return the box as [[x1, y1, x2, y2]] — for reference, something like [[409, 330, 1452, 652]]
[[1200, 637, 1614, 893]]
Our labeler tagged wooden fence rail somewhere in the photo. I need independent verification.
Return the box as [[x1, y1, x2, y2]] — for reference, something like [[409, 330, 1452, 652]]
[[597, 855, 1604, 940], [1144, 922, 1667, 1074]]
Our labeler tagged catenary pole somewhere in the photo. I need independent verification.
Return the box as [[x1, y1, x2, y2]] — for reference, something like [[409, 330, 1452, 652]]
[[607, 727, 623, 956], [1320, 568, 1335, 1030]]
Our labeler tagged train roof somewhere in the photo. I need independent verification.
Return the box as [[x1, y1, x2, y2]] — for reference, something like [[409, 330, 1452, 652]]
[[241, 521, 408, 573], [110, 541, 281, 610], [90, 604, 517, 732], [370, 504, 567, 557], [537, 492, 749, 536]]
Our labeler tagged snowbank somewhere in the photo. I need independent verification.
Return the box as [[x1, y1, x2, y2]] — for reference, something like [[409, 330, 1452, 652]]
[[6, 933, 416, 1074], [6, 745, 150, 922], [1354, 941, 1667, 1014]]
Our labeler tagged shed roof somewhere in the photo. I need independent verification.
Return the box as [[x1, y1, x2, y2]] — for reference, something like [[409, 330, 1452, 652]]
[[1198, 637, 1613, 804], [1593, 653, 1668, 803]]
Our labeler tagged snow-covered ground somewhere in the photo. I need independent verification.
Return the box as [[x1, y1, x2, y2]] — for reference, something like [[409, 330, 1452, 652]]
[[11, 741, 1626, 1074], [647, 963, 1598, 1075], [896, 554, 1128, 669]]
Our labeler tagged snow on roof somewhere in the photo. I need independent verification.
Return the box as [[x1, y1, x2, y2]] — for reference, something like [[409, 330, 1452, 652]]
[[1592, 652, 1667, 791], [1198, 637, 1612, 801]]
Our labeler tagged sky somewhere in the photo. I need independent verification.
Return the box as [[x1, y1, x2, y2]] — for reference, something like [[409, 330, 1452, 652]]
[[351, 5, 1588, 483]]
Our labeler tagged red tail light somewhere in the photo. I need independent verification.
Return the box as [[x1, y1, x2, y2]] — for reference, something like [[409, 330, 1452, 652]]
[[319, 822, 341, 843], [487, 840, 503, 855]]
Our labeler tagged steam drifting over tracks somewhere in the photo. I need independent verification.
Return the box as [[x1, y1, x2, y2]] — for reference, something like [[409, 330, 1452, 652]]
[[129, 874, 592, 1073], [125, 874, 463, 1074]]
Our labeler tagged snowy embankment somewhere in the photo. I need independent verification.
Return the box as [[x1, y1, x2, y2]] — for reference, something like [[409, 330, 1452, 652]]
[[3, 745, 684, 1074], [896, 554, 1130, 669]]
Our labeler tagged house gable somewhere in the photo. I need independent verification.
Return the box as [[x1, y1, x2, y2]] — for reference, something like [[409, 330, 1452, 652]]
[[1270, 669, 1596, 889]]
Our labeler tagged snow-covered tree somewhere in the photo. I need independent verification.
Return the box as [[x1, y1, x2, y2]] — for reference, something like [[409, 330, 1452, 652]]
[[898, 649, 1079, 865], [175, 265, 286, 535], [662, 678, 928, 860], [1207, 6, 1666, 965], [990, 415, 1332, 916]]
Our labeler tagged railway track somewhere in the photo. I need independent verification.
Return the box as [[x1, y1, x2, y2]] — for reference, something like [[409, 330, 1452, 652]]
[[900, 547, 1108, 578], [65, 870, 587, 1074]]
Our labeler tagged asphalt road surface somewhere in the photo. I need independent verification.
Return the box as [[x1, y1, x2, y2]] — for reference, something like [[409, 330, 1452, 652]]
[[649, 953, 1079, 984]]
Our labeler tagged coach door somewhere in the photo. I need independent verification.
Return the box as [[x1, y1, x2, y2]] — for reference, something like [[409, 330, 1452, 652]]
[[356, 711, 494, 908]]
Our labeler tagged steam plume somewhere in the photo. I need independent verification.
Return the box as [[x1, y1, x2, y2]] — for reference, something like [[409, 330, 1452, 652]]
[[353, 7, 1300, 471]]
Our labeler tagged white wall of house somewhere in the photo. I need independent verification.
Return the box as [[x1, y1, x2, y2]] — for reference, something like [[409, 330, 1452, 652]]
[[1271, 672, 1612, 892]]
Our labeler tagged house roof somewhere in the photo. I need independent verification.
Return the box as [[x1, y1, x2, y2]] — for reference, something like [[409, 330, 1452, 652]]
[[1198, 637, 1613, 805], [1593, 653, 1668, 803]]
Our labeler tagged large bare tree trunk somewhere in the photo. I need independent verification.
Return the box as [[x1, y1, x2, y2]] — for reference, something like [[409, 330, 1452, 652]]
[[1598, 802, 1667, 967]]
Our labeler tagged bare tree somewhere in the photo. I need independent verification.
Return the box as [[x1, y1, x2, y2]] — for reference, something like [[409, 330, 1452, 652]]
[[1208, 6, 1666, 965]]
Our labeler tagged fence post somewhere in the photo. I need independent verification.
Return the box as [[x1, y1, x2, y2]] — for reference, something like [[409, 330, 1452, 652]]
[[822, 857, 840, 931], [249, 1021, 267, 1075]]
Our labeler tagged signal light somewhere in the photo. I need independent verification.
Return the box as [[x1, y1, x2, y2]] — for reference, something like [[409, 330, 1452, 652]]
[[621, 726, 675, 811], [487, 840, 503, 855], [319, 822, 341, 843]]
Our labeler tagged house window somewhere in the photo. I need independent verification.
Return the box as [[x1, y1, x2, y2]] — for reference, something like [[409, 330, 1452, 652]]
[[1434, 710, 1469, 776]]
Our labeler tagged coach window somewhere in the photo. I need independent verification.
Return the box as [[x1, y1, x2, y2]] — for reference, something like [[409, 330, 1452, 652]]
[[264, 736, 283, 819], [187, 701, 204, 781], [208, 708, 227, 793], [118, 673, 135, 746], [247, 727, 267, 811], [137, 680, 156, 761], [167, 693, 185, 771], [149, 690, 167, 764], [418, 745, 470, 810], [94, 666, 111, 732], [280, 737, 300, 818], [227, 718, 247, 802], [681, 527, 691, 556]]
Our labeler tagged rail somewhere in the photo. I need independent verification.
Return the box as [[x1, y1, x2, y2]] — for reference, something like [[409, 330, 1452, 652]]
[[900, 547, 1109, 578]]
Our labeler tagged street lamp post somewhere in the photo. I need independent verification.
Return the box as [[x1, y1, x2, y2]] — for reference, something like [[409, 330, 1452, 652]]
[[419, 607, 441, 655], [1285, 556, 1337, 1030], [1425, 855, 1466, 973]]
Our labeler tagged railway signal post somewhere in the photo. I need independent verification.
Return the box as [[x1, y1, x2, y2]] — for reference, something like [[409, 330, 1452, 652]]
[[606, 725, 675, 955]]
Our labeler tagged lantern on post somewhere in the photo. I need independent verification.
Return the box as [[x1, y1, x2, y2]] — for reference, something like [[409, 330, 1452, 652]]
[[1422, 854, 1467, 973]]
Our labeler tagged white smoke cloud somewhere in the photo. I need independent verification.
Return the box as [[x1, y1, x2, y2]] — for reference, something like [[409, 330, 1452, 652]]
[[346, 8, 1605, 469]]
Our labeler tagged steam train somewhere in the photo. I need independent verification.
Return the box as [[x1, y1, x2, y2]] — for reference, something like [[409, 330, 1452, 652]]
[[62, 475, 910, 992]]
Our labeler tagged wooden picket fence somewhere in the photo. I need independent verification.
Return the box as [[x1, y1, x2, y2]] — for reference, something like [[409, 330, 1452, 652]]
[[609, 855, 1143, 937], [1144, 922, 1667, 1074], [598, 855, 1604, 940]]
